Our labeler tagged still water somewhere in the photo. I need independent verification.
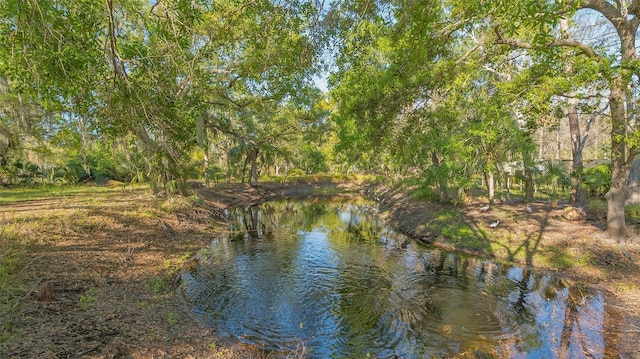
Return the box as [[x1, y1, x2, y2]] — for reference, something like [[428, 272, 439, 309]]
[[181, 199, 606, 358]]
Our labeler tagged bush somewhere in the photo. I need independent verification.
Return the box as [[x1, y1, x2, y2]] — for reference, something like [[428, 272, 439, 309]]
[[626, 204, 640, 223], [288, 168, 306, 176], [583, 163, 611, 198]]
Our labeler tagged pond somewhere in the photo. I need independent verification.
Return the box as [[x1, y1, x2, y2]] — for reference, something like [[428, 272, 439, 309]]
[[180, 198, 606, 358]]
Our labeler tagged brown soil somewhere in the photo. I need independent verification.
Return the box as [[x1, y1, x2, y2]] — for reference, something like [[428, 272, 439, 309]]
[[1, 180, 639, 358]]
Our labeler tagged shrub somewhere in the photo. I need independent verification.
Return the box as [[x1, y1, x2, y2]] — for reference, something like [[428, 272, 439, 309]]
[[626, 204, 640, 223], [288, 168, 306, 176], [583, 163, 611, 198]]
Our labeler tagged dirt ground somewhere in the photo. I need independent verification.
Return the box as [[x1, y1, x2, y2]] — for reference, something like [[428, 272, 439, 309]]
[[1, 180, 639, 358]]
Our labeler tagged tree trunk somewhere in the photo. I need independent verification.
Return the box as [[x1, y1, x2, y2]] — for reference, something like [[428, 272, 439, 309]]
[[568, 100, 586, 205], [555, 125, 561, 161], [225, 141, 231, 184], [560, 18, 587, 205], [523, 153, 535, 202], [248, 147, 259, 185], [432, 152, 449, 203], [484, 170, 495, 204], [606, 168, 629, 239], [77, 116, 91, 178], [204, 145, 210, 188], [606, 80, 633, 240]]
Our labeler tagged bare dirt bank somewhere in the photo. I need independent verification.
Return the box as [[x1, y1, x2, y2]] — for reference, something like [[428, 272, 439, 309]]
[[1, 180, 639, 358]]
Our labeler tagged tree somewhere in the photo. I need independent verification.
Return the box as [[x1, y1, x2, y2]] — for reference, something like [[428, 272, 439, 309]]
[[329, 0, 539, 202], [0, 0, 325, 190], [482, 0, 639, 239]]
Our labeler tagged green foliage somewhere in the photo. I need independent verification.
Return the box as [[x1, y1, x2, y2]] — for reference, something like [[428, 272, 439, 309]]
[[625, 204, 640, 223], [167, 311, 177, 325], [538, 162, 571, 198], [78, 287, 97, 309], [583, 164, 611, 198], [150, 278, 166, 294], [288, 168, 306, 177], [0, 0, 325, 191], [408, 185, 438, 202], [0, 160, 41, 186]]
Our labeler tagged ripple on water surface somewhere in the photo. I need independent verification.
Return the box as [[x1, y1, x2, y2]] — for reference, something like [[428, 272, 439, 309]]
[[182, 200, 608, 358]]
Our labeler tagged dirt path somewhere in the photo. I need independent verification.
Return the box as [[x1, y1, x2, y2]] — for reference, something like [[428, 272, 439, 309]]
[[1, 181, 639, 358]]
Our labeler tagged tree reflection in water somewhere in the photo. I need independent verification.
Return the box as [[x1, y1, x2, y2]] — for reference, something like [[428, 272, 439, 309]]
[[182, 199, 609, 358]]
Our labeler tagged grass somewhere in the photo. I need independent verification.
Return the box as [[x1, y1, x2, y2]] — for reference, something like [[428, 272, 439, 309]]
[[543, 245, 575, 269], [0, 185, 162, 328], [614, 282, 639, 293], [159, 195, 199, 213], [167, 311, 177, 325], [0, 230, 24, 327], [150, 277, 166, 293], [422, 209, 492, 252], [78, 287, 97, 309], [0, 184, 148, 204]]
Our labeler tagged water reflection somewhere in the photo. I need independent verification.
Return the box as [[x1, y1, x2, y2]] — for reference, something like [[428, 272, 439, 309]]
[[181, 199, 606, 358]]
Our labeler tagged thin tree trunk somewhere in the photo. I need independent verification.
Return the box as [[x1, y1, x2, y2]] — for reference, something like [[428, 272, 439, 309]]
[[523, 152, 535, 202], [537, 127, 543, 159], [204, 146, 210, 188], [225, 142, 231, 184], [432, 152, 448, 203], [484, 170, 495, 204], [556, 126, 561, 161], [248, 147, 259, 185], [568, 100, 586, 205], [561, 18, 586, 206], [77, 116, 91, 178]]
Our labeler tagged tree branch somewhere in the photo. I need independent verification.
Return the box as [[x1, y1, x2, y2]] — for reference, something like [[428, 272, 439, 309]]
[[578, 103, 608, 157], [493, 25, 599, 57], [456, 42, 482, 65], [570, 0, 640, 30], [551, 39, 599, 57]]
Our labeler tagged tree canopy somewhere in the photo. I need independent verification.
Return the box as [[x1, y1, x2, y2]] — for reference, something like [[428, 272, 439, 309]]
[[1, 0, 638, 239]]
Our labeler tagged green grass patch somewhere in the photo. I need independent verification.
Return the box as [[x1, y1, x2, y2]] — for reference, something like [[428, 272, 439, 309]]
[[0, 232, 24, 319], [167, 311, 177, 325], [0, 184, 147, 204], [544, 246, 575, 269], [149, 277, 166, 293], [310, 186, 343, 196], [426, 209, 491, 252], [78, 287, 97, 309], [408, 186, 437, 202]]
